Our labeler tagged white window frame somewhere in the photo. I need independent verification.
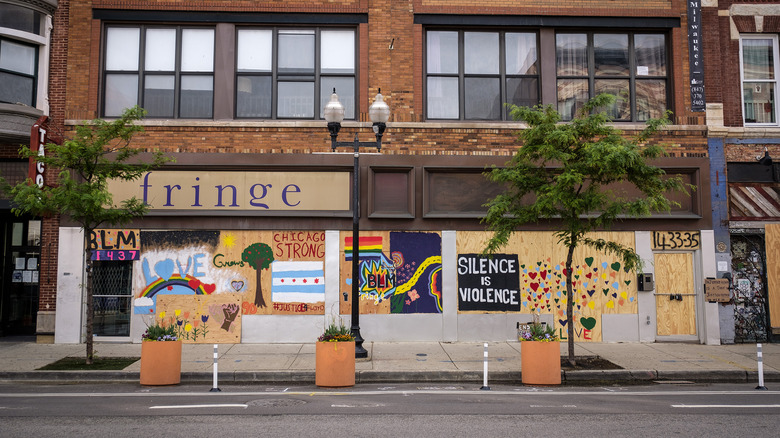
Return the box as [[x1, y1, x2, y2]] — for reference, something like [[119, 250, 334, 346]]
[[740, 34, 780, 127]]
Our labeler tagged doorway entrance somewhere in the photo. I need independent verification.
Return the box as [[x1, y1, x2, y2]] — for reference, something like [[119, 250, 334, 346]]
[[654, 252, 697, 338], [0, 213, 41, 336]]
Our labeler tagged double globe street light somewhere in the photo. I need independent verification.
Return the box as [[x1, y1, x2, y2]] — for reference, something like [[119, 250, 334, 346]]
[[324, 89, 390, 358]]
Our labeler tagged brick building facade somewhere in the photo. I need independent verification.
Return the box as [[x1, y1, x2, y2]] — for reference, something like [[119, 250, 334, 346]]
[[14, 0, 726, 345], [703, 1, 780, 344]]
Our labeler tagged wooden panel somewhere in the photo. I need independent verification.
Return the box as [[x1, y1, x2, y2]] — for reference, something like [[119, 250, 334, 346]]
[[156, 294, 241, 344], [654, 252, 696, 336], [765, 224, 780, 329], [455, 231, 635, 342]]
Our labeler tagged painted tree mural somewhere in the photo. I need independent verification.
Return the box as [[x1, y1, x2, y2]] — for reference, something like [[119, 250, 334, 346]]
[[242, 242, 274, 308]]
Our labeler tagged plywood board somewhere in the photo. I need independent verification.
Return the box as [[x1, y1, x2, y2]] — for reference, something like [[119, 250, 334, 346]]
[[455, 230, 636, 342], [339, 231, 443, 315], [765, 224, 780, 329], [156, 293, 242, 343], [654, 252, 696, 336], [133, 230, 326, 317]]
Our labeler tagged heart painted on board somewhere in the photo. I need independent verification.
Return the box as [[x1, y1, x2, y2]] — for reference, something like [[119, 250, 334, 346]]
[[580, 317, 597, 330], [231, 280, 245, 292], [528, 272, 538, 280], [154, 260, 175, 281], [204, 283, 217, 294], [530, 282, 539, 292], [584, 257, 594, 267], [188, 279, 202, 290], [611, 262, 621, 271], [587, 289, 596, 297], [559, 319, 568, 327]]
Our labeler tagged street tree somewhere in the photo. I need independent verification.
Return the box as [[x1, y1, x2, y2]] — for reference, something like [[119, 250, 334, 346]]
[[1, 106, 169, 364], [482, 94, 687, 366]]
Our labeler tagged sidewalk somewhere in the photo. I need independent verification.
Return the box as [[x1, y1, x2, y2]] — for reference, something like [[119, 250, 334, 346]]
[[1, 340, 779, 386]]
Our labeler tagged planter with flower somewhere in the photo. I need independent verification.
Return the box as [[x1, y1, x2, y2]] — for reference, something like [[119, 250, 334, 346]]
[[518, 315, 561, 385], [139, 312, 182, 386], [315, 316, 356, 387]]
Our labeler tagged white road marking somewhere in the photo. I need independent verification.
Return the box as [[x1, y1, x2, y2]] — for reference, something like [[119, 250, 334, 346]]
[[673, 404, 780, 408], [150, 404, 248, 410]]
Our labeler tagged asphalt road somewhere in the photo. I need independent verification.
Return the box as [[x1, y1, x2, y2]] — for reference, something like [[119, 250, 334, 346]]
[[1, 382, 778, 437]]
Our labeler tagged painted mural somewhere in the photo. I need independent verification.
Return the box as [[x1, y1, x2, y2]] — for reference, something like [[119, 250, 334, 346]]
[[340, 231, 443, 314], [457, 231, 638, 342], [132, 230, 326, 316], [156, 293, 242, 343]]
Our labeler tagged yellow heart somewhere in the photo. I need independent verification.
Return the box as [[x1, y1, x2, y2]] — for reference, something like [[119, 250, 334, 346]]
[[606, 300, 615, 309], [588, 301, 595, 309], [620, 292, 628, 299]]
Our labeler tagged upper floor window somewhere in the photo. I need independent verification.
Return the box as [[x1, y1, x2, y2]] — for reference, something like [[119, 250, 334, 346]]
[[236, 28, 356, 119], [741, 35, 779, 125], [556, 32, 667, 122], [103, 26, 215, 118], [0, 37, 37, 106], [0, 3, 42, 35], [425, 30, 539, 120]]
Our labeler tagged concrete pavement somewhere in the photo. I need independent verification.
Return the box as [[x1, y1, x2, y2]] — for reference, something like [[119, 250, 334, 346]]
[[0, 340, 778, 386]]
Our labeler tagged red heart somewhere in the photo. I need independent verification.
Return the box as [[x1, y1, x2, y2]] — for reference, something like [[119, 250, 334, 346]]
[[540, 270, 547, 280], [528, 272, 538, 280], [537, 294, 542, 300], [167, 285, 173, 290], [530, 282, 539, 291], [541, 306, 545, 310], [188, 279, 201, 290], [543, 287, 550, 293], [581, 294, 587, 299], [586, 273, 593, 279], [204, 283, 216, 294], [534, 303, 539, 308]]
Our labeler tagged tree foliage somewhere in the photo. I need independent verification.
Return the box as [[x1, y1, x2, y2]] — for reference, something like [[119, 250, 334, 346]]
[[0, 106, 170, 364], [482, 94, 688, 365]]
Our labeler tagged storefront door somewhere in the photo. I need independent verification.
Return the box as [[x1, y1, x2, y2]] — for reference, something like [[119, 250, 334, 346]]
[[0, 215, 41, 336], [654, 252, 697, 337]]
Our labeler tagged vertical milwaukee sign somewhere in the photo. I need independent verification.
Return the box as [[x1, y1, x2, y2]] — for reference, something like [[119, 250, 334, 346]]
[[29, 116, 49, 188], [687, 1, 705, 112]]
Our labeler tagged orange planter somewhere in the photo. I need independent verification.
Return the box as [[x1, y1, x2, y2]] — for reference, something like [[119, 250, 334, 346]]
[[315, 341, 355, 387], [520, 341, 561, 385], [140, 340, 182, 386]]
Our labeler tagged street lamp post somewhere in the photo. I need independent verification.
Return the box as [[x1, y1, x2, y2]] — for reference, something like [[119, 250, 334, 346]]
[[324, 89, 390, 358]]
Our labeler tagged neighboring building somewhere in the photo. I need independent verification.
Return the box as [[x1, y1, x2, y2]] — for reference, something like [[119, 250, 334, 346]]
[[0, 0, 58, 338], [704, 0, 780, 344], [47, 1, 718, 346]]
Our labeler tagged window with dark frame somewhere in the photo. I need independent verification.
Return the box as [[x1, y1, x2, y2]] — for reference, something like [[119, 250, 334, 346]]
[[102, 25, 215, 119], [556, 32, 668, 122], [0, 37, 37, 106], [236, 27, 356, 119], [425, 30, 540, 121]]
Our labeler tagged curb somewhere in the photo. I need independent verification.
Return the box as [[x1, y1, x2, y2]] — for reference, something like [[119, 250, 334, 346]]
[[3, 369, 779, 385]]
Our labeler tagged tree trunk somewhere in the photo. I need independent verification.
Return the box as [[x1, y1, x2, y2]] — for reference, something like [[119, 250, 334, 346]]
[[254, 268, 267, 308], [84, 229, 94, 365], [565, 242, 576, 367]]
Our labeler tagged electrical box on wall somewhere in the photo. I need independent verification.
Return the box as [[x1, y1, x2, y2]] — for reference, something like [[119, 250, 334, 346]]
[[638, 273, 654, 291]]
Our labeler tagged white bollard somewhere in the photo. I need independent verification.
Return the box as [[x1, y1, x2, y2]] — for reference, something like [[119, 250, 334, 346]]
[[210, 344, 221, 392], [480, 342, 491, 391], [756, 343, 768, 391]]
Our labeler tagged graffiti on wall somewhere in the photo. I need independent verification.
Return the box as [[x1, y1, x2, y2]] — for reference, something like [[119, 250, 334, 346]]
[[456, 231, 637, 342], [340, 231, 442, 314], [133, 230, 326, 316]]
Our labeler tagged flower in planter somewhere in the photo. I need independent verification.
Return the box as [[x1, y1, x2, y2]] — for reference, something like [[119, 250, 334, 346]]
[[318, 315, 355, 342], [142, 312, 179, 342], [518, 313, 560, 342]]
